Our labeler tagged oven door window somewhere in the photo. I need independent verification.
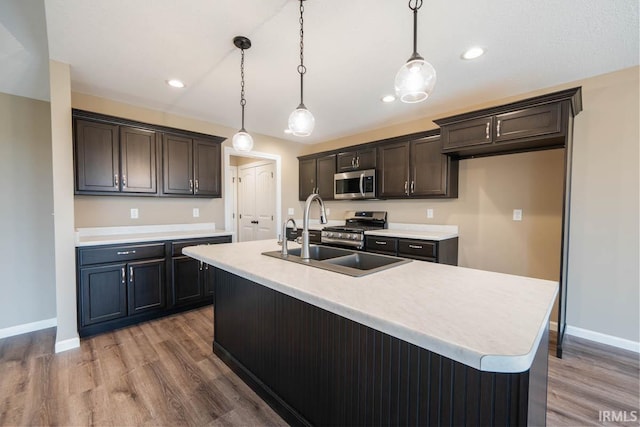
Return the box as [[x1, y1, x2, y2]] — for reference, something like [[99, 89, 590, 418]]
[[335, 176, 361, 195]]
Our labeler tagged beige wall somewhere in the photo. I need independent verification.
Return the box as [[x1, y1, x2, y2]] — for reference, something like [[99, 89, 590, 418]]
[[72, 93, 305, 228], [50, 60, 79, 350], [0, 92, 57, 329]]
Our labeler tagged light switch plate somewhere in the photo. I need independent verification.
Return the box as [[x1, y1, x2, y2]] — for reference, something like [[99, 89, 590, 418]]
[[426, 208, 434, 219], [288, 208, 295, 215], [513, 209, 523, 221], [193, 208, 200, 218], [130, 208, 139, 219]]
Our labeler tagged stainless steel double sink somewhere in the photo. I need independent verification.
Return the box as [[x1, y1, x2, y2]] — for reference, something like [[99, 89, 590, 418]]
[[262, 245, 410, 277]]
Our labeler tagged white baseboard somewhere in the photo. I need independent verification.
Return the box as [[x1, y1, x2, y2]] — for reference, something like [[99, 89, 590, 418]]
[[55, 337, 80, 353], [0, 317, 57, 339], [565, 325, 639, 353], [550, 320, 639, 353]]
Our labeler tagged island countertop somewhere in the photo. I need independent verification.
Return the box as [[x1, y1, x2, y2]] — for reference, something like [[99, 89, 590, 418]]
[[184, 239, 557, 373]]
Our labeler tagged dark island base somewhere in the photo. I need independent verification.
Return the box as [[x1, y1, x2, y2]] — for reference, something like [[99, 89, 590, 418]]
[[213, 268, 549, 426]]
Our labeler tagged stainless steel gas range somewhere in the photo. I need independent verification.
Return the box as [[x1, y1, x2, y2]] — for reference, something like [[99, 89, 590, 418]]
[[321, 211, 387, 250]]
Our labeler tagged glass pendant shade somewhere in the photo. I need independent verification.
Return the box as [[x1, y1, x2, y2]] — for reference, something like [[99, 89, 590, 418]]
[[395, 57, 437, 103], [288, 106, 315, 137], [232, 130, 254, 152]]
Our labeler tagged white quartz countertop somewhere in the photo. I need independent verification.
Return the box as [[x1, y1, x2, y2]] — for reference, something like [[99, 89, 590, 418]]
[[75, 223, 233, 247], [184, 239, 557, 373]]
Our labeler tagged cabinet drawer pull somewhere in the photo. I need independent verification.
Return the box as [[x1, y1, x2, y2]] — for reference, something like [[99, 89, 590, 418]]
[[122, 174, 127, 188], [355, 156, 360, 168], [408, 244, 423, 249], [199, 261, 203, 271], [116, 250, 136, 255], [410, 180, 415, 194], [404, 181, 409, 196], [195, 179, 199, 193], [485, 122, 491, 139], [114, 174, 119, 187], [496, 120, 501, 137], [129, 266, 134, 282], [121, 267, 125, 284], [351, 158, 355, 168], [189, 179, 193, 192], [375, 241, 387, 245]]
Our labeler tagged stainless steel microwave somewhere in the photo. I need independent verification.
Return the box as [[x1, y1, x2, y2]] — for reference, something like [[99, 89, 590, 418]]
[[334, 169, 376, 200]]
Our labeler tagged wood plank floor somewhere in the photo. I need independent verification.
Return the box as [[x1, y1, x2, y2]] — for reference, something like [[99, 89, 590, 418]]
[[0, 307, 638, 426]]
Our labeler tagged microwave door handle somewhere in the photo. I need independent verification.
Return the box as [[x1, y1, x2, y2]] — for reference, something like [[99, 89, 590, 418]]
[[359, 172, 365, 197]]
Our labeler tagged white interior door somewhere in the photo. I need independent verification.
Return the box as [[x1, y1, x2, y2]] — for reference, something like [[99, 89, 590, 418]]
[[239, 166, 257, 242], [255, 163, 275, 240], [230, 166, 238, 239], [238, 161, 276, 242]]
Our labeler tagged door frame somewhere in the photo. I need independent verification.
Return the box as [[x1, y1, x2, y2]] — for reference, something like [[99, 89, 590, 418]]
[[224, 147, 281, 242]]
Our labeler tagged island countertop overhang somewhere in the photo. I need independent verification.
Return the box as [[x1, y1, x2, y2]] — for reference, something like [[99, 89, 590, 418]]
[[184, 239, 558, 373]]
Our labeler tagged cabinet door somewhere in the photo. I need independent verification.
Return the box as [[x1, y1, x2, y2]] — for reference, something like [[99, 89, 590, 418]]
[[203, 263, 215, 298], [128, 259, 166, 315], [356, 147, 376, 170], [441, 116, 493, 151], [172, 256, 203, 305], [120, 126, 157, 194], [194, 139, 221, 197], [336, 151, 357, 172], [163, 134, 193, 195], [494, 104, 562, 143], [80, 264, 127, 326], [411, 136, 449, 197], [75, 120, 120, 193], [299, 158, 317, 200], [315, 154, 336, 200], [377, 141, 410, 198]]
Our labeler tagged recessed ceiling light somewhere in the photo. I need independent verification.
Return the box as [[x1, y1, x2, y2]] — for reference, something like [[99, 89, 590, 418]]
[[284, 129, 293, 134], [381, 94, 396, 103], [166, 79, 185, 88], [461, 47, 485, 60]]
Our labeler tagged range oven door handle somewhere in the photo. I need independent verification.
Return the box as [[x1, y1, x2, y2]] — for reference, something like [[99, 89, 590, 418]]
[[359, 172, 365, 197]]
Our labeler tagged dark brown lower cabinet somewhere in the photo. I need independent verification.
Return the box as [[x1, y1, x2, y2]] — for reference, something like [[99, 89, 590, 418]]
[[213, 268, 548, 427], [77, 235, 231, 337]]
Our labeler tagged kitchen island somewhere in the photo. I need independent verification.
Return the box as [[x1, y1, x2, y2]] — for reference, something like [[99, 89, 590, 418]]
[[184, 240, 557, 426]]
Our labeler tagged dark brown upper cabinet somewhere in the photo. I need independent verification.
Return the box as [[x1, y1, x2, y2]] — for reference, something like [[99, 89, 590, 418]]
[[75, 119, 157, 195], [298, 154, 336, 201], [437, 88, 582, 158], [73, 110, 223, 198], [336, 147, 376, 172], [163, 134, 221, 197], [378, 134, 457, 199]]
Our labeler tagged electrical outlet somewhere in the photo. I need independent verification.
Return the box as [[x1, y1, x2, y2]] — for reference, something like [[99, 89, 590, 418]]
[[130, 208, 139, 219], [426, 208, 434, 219], [193, 208, 200, 218], [513, 209, 523, 221], [288, 208, 295, 215]]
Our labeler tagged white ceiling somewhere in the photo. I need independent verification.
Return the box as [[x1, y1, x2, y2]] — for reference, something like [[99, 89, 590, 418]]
[[3, 1, 639, 144]]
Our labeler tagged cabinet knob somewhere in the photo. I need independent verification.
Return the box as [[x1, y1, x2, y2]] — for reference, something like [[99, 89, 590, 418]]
[[496, 120, 502, 137], [485, 122, 491, 139]]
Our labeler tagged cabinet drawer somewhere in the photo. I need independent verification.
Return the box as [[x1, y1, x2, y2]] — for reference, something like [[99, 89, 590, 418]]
[[172, 236, 232, 256], [397, 239, 436, 260], [79, 243, 166, 266], [365, 236, 398, 255]]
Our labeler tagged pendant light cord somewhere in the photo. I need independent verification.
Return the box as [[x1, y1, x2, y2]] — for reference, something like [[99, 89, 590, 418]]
[[297, 0, 306, 108], [239, 48, 247, 131], [409, 0, 423, 60]]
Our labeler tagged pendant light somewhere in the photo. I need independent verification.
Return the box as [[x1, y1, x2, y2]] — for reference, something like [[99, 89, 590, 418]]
[[288, 0, 315, 137], [231, 36, 254, 152], [394, 0, 436, 103]]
